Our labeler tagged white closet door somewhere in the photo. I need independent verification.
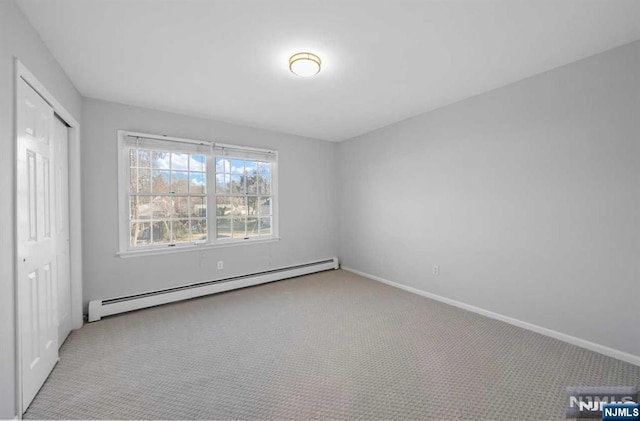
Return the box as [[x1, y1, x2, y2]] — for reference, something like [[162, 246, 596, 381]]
[[17, 78, 59, 411]]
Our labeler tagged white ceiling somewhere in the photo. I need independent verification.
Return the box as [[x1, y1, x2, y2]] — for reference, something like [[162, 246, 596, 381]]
[[17, 0, 640, 142]]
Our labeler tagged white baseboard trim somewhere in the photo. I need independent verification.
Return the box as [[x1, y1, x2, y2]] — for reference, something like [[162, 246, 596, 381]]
[[341, 266, 640, 367]]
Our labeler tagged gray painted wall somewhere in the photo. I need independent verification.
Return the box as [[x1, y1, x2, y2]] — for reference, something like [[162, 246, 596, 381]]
[[0, 0, 83, 417], [81, 98, 338, 309], [338, 41, 640, 357]]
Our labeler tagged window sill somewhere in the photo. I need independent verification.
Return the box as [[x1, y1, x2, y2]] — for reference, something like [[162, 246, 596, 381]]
[[116, 237, 281, 258]]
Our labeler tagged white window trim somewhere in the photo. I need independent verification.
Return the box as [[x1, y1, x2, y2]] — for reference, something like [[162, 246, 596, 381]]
[[117, 130, 279, 257]]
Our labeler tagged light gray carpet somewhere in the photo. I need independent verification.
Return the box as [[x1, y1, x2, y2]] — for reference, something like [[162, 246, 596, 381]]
[[25, 269, 640, 420]]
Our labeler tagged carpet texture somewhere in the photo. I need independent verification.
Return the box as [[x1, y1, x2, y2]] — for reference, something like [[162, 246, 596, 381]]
[[25, 269, 640, 420]]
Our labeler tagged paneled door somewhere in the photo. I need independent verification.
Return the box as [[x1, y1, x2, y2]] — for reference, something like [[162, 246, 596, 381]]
[[16, 78, 59, 411], [53, 117, 71, 345]]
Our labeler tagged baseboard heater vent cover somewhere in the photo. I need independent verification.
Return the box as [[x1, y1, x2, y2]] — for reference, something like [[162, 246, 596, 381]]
[[88, 257, 339, 322]]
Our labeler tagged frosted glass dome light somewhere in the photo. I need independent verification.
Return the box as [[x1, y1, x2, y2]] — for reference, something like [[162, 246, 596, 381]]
[[289, 52, 321, 77]]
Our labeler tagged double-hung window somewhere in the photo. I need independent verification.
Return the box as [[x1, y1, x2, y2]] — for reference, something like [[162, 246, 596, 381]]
[[214, 145, 276, 240], [117, 130, 278, 255]]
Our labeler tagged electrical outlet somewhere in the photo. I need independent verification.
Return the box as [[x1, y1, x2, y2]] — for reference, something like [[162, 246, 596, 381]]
[[433, 265, 439, 276], [217, 261, 224, 270]]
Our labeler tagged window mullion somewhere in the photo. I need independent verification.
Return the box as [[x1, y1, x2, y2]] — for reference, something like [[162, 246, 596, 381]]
[[207, 152, 216, 244], [170, 195, 175, 245]]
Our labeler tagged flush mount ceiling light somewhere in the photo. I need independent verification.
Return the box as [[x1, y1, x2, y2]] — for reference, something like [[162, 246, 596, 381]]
[[289, 52, 321, 77]]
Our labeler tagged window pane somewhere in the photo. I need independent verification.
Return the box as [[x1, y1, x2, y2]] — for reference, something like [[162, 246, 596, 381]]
[[215, 157, 230, 173], [216, 196, 231, 216], [259, 217, 272, 235], [173, 197, 189, 218], [229, 197, 246, 216], [258, 162, 271, 194], [190, 172, 206, 194], [246, 173, 258, 194], [171, 171, 189, 193], [216, 174, 229, 194], [130, 221, 151, 246], [216, 157, 231, 173], [191, 197, 207, 217], [259, 197, 271, 215], [152, 170, 170, 193], [230, 159, 244, 175], [258, 162, 270, 175], [190, 155, 206, 172], [152, 221, 171, 244], [152, 151, 170, 169], [172, 219, 191, 243], [152, 197, 171, 219], [247, 197, 259, 215], [129, 149, 138, 167], [138, 150, 151, 168], [216, 217, 231, 238], [229, 174, 243, 194], [137, 168, 152, 193], [232, 217, 246, 238], [246, 217, 258, 236], [260, 178, 271, 195], [245, 160, 257, 175], [129, 167, 139, 193], [191, 219, 207, 241], [171, 153, 189, 171], [130, 196, 152, 220], [131, 166, 158, 192]]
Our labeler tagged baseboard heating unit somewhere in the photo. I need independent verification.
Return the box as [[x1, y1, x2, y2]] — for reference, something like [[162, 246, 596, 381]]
[[88, 257, 339, 322]]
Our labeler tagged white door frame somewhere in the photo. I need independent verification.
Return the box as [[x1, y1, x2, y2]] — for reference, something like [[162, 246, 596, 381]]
[[14, 59, 83, 417]]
